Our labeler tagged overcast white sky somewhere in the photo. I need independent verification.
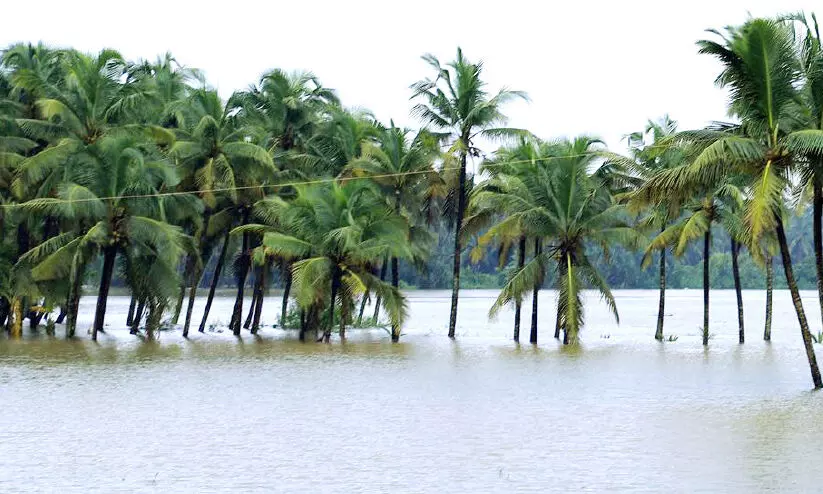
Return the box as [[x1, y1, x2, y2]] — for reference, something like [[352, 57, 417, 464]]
[[2, 0, 820, 151]]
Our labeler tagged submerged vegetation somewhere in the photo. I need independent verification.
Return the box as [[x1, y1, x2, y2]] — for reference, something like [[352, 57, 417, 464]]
[[3, 14, 823, 386]]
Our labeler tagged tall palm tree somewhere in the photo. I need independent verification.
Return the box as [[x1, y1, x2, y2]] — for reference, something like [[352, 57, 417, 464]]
[[618, 116, 683, 340], [411, 48, 527, 338]]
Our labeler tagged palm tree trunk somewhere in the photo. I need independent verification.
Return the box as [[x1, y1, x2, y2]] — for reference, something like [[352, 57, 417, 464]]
[[251, 260, 269, 334], [764, 256, 773, 342], [702, 230, 710, 346], [448, 149, 468, 339], [66, 262, 83, 338], [126, 294, 137, 327], [554, 308, 562, 339], [731, 239, 745, 344], [230, 211, 252, 335], [182, 211, 212, 336], [390, 255, 400, 342], [372, 259, 388, 321], [339, 293, 348, 340], [55, 307, 66, 325], [655, 227, 666, 341], [171, 255, 195, 324], [299, 309, 306, 341], [92, 245, 118, 341], [814, 179, 823, 327], [280, 262, 292, 327], [199, 230, 231, 333], [9, 298, 23, 337], [243, 273, 259, 330], [357, 292, 368, 327], [324, 268, 341, 343], [530, 238, 541, 344], [513, 236, 526, 342], [131, 297, 146, 334], [776, 216, 822, 389], [181, 265, 202, 338]]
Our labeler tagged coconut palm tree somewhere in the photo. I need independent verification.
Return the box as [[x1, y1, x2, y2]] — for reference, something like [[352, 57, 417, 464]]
[[248, 181, 409, 341], [466, 137, 543, 342], [642, 181, 744, 345], [645, 18, 823, 387], [18, 133, 190, 340], [410, 47, 528, 338], [617, 116, 684, 340], [344, 123, 442, 339], [230, 70, 338, 327], [169, 88, 274, 336], [475, 136, 641, 344]]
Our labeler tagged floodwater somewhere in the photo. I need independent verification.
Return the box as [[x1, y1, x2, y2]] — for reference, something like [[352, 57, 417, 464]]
[[2, 289, 823, 493]]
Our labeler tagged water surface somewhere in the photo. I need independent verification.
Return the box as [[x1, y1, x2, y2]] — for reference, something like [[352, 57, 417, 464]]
[[1, 289, 822, 492]]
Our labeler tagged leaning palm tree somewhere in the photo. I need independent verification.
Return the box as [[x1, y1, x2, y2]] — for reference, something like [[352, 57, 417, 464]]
[[476, 136, 641, 345], [646, 18, 823, 387], [410, 48, 528, 338]]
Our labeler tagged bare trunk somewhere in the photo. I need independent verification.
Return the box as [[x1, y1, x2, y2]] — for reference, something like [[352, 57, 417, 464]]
[[731, 239, 745, 344], [131, 297, 146, 334], [448, 149, 468, 338], [92, 245, 118, 341], [9, 298, 23, 337], [181, 266, 202, 338], [530, 238, 541, 344], [655, 226, 666, 341], [372, 259, 388, 321], [126, 294, 137, 327], [230, 211, 252, 335], [702, 230, 710, 346], [66, 262, 83, 338], [390, 255, 400, 342], [251, 259, 269, 334], [55, 307, 66, 325], [764, 256, 773, 342], [199, 230, 231, 333], [814, 179, 823, 327], [513, 236, 526, 342], [776, 216, 822, 389], [280, 262, 292, 327], [171, 255, 193, 324], [243, 273, 259, 330], [357, 292, 368, 327], [323, 268, 340, 343]]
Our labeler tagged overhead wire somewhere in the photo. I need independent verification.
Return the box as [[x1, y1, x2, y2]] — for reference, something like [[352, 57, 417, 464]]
[[0, 136, 719, 208]]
